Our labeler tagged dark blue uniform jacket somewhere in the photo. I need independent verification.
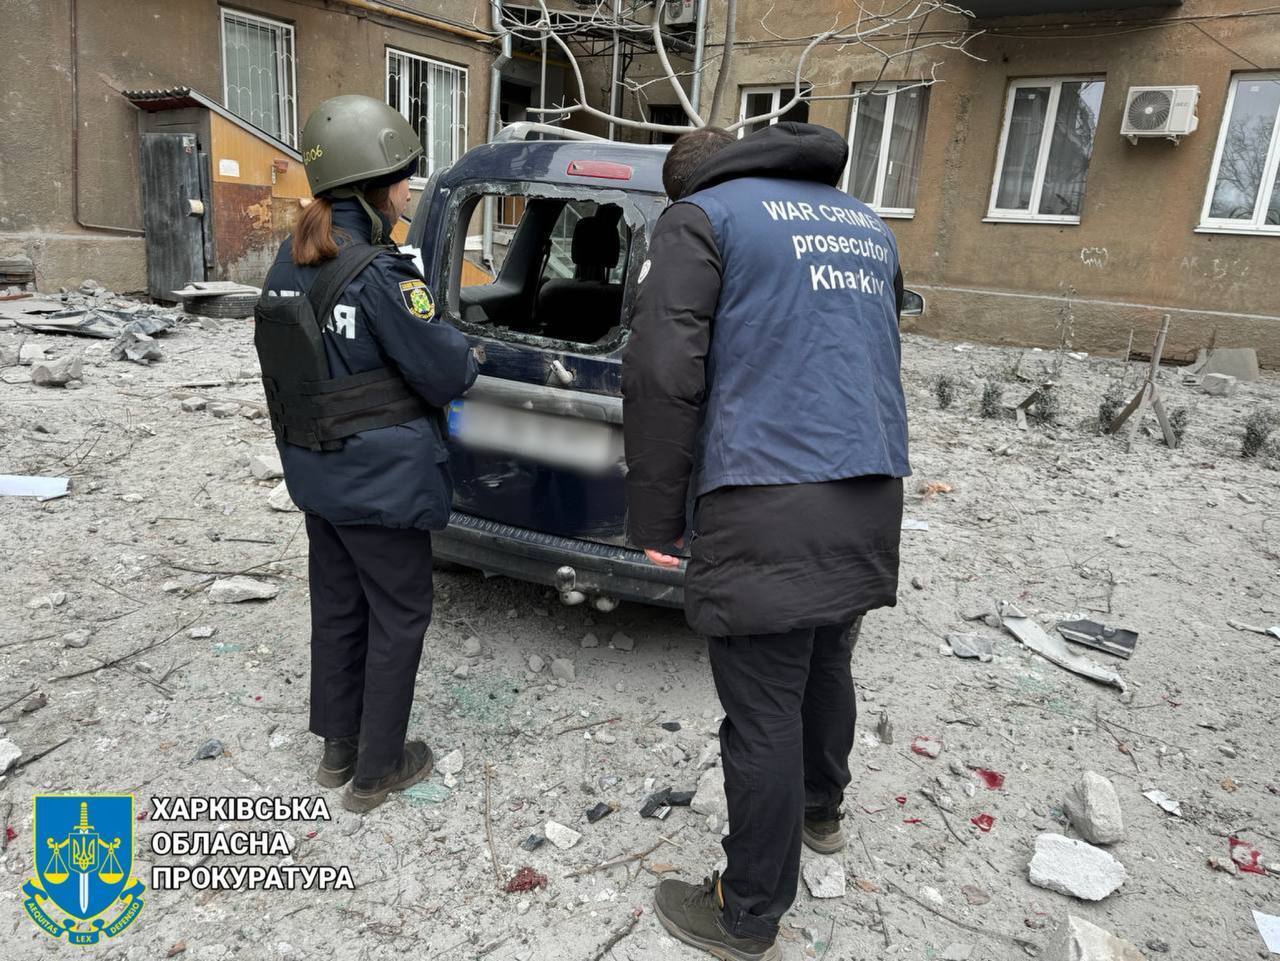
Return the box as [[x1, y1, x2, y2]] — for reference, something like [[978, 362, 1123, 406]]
[[262, 199, 478, 531]]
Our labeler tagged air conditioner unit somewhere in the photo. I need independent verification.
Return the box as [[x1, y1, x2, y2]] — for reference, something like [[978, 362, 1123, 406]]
[[645, 0, 697, 26], [1121, 85, 1199, 144]]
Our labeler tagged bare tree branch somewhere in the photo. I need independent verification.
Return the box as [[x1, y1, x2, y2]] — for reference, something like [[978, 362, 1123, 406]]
[[649, 1, 703, 125]]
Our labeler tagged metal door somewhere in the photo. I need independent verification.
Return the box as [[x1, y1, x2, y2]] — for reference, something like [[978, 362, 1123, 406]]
[[140, 133, 206, 301]]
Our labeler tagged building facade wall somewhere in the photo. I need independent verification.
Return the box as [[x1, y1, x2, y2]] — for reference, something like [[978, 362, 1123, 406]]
[[0, 0, 495, 293], [617, 0, 1280, 365]]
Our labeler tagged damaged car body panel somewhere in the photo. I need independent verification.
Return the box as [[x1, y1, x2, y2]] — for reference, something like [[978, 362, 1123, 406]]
[[406, 137, 685, 608]]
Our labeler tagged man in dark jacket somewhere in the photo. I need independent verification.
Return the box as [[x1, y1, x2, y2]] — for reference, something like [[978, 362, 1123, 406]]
[[622, 122, 910, 961]]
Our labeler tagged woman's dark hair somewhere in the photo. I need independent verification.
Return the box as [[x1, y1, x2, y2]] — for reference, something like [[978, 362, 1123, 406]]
[[292, 182, 396, 266], [662, 126, 734, 201]]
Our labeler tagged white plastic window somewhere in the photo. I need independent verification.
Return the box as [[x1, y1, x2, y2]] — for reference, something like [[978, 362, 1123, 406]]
[[843, 83, 931, 218], [387, 49, 469, 183], [1200, 73, 1280, 235]]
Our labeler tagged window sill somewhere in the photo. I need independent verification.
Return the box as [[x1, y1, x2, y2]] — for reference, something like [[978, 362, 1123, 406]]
[[875, 210, 915, 220], [983, 215, 1081, 226], [1194, 224, 1280, 237]]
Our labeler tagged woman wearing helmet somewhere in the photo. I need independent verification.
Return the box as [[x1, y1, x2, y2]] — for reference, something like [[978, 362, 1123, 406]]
[[256, 95, 478, 813]]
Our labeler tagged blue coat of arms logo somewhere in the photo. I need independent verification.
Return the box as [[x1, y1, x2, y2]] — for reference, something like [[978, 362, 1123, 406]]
[[23, 795, 146, 944]]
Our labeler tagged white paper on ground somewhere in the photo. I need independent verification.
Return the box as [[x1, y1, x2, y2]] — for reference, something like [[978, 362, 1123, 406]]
[[902, 518, 930, 532], [1253, 910, 1280, 954], [0, 474, 69, 499]]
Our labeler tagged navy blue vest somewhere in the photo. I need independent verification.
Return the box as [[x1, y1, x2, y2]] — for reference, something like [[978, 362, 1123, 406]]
[[681, 177, 911, 497]]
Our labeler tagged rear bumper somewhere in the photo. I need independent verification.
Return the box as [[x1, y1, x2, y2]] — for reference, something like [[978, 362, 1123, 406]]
[[434, 511, 685, 608]]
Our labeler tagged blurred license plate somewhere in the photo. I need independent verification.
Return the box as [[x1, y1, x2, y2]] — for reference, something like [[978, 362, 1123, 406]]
[[447, 399, 621, 473]]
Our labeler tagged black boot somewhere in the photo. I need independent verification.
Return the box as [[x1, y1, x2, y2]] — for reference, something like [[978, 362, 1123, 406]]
[[654, 872, 779, 961], [315, 736, 358, 788], [802, 806, 847, 855], [341, 741, 433, 814]]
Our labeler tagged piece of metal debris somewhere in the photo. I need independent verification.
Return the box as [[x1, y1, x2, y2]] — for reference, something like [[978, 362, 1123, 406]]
[[998, 602, 1126, 691], [0, 475, 69, 500], [1056, 619, 1138, 659], [1142, 789, 1182, 817]]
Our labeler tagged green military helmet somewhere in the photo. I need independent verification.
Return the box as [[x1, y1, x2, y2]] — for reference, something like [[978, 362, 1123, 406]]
[[300, 95, 423, 196]]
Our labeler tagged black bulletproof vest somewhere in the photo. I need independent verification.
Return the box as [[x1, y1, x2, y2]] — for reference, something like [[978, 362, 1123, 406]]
[[254, 244, 429, 452]]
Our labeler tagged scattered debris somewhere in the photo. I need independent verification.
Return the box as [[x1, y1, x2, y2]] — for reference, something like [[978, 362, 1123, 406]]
[[61, 629, 92, 648], [611, 632, 635, 651], [999, 602, 1126, 691], [1201, 372, 1238, 397], [208, 576, 280, 604], [801, 857, 846, 898], [1064, 771, 1125, 845], [970, 813, 995, 833], [580, 632, 600, 648], [403, 782, 450, 804], [586, 802, 614, 823], [1252, 910, 1280, 954], [549, 658, 576, 682], [1142, 789, 1181, 818], [1199, 347, 1259, 382], [527, 654, 545, 673], [111, 329, 165, 364], [973, 768, 1005, 790], [1227, 619, 1280, 639], [519, 834, 546, 852], [939, 944, 973, 961], [544, 820, 582, 850], [919, 480, 954, 498], [691, 767, 729, 822], [910, 735, 943, 759], [195, 738, 224, 760], [1052, 916, 1146, 961], [660, 721, 682, 732], [1056, 620, 1138, 660], [503, 866, 548, 893], [461, 636, 483, 657], [249, 453, 284, 481], [961, 885, 990, 906], [1029, 833, 1127, 901], [188, 626, 215, 639], [946, 633, 993, 662], [267, 481, 299, 512], [0, 740, 23, 774], [30, 353, 83, 387], [0, 474, 69, 500], [437, 749, 465, 777], [27, 591, 67, 610], [901, 518, 929, 532], [180, 397, 206, 412], [1230, 837, 1266, 875], [876, 712, 894, 745]]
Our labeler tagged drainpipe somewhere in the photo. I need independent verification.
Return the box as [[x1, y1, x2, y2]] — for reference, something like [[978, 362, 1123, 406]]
[[483, 0, 512, 268], [689, 0, 708, 120], [70, 0, 143, 236], [608, 0, 621, 140]]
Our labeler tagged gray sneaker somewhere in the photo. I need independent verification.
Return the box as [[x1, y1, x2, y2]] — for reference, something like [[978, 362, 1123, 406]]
[[654, 872, 779, 961]]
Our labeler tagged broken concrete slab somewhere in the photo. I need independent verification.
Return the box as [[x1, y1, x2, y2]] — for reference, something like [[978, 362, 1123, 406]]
[[1200, 347, 1259, 382], [267, 481, 298, 512], [946, 633, 994, 662], [0, 738, 23, 773], [1200, 373, 1238, 397], [61, 629, 92, 648], [209, 402, 241, 418], [691, 766, 729, 823], [1064, 771, 1125, 845], [249, 453, 284, 481], [30, 353, 83, 387], [1052, 916, 1146, 961], [1029, 833, 1126, 901], [544, 820, 582, 850], [208, 576, 279, 604], [999, 602, 1126, 691], [611, 632, 635, 651], [801, 857, 846, 898], [181, 397, 206, 413]]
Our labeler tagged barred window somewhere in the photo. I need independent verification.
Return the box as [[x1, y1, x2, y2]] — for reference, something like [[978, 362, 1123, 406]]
[[386, 49, 469, 181], [220, 9, 297, 147]]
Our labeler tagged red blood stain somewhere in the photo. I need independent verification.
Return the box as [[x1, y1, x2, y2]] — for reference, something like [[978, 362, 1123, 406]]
[[903, 818, 924, 825], [136, 811, 148, 822], [4, 826, 16, 843], [974, 769, 1005, 790], [971, 813, 995, 833], [1229, 837, 1266, 875], [504, 866, 549, 893], [895, 796, 908, 806], [305, 830, 317, 839], [254, 695, 263, 701]]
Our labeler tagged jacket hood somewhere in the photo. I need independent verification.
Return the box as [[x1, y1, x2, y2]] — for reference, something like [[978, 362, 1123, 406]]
[[683, 122, 849, 196]]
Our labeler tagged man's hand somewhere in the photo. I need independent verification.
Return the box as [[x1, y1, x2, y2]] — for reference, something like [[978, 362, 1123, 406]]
[[643, 539, 685, 569]]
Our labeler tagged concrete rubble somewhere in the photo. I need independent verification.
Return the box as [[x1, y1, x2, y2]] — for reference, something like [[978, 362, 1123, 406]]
[[801, 857, 846, 899], [267, 481, 299, 512], [544, 820, 582, 850], [1052, 916, 1147, 961], [1200, 373, 1238, 397], [0, 739, 22, 774], [1029, 833, 1127, 901], [1064, 771, 1125, 845], [30, 353, 83, 387], [249, 453, 284, 481], [208, 576, 280, 604], [550, 658, 575, 682], [690, 766, 729, 824]]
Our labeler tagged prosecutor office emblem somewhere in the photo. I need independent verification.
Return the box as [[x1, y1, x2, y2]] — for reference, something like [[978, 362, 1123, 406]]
[[399, 279, 435, 320], [24, 795, 146, 944]]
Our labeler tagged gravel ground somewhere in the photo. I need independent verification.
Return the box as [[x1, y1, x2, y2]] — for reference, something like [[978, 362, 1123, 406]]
[[1, 303, 1279, 961]]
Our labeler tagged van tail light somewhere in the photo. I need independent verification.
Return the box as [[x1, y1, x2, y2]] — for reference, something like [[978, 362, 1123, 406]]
[[567, 160, 632, 181]]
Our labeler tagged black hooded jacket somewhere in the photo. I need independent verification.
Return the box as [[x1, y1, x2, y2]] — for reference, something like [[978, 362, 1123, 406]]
[[622, 123, 906, 637]]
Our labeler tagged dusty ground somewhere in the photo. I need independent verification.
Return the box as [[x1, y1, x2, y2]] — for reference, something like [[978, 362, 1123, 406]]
[[1, 302, 1279, 961]]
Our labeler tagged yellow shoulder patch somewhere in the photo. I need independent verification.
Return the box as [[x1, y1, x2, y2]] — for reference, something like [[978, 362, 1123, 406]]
[[398, 279, 435, 320]]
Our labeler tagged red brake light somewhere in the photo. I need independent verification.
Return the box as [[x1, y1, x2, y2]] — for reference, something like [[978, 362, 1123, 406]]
[[566, 160, 632, 181]]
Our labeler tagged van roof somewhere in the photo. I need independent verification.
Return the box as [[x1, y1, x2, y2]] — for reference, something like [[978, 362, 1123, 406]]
[[438, 137, 670, 196]]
